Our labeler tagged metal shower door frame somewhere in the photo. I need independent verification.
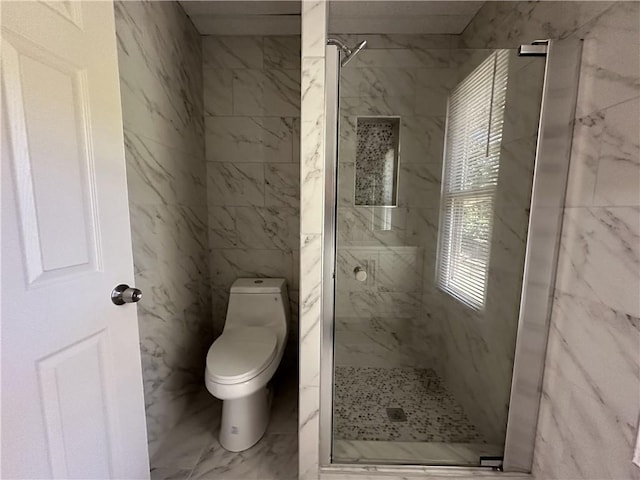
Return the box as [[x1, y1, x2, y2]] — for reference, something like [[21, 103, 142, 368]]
[[502, 37, 582, 472], [319, 44, 340, 465], [319, 38, 582, 474]]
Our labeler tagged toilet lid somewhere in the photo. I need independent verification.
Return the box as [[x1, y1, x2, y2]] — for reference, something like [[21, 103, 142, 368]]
[[206, 327, 277, 384]]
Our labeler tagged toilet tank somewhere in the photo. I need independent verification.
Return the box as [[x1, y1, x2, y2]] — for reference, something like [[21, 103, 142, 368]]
[[226, 278, 290, 331]]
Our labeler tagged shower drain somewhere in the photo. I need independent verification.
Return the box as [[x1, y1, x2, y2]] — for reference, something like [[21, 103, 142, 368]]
[[386, 407, 407, 422]]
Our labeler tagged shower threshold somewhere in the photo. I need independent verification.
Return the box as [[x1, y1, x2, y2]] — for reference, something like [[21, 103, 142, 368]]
[[333, 439, 503, 466]]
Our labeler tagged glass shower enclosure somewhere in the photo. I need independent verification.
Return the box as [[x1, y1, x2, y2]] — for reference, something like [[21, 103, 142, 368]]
[[320, 37, 582, 471]]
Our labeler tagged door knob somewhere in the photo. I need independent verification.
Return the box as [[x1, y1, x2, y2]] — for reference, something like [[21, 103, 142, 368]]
[[111, 284, 142, 305]]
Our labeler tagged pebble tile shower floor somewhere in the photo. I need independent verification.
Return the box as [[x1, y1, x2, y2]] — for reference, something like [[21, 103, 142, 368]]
[[334, 367, 486, 443]]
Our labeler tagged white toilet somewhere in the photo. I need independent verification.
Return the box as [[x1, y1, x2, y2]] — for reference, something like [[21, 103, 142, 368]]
[[205, 278, 289, 452]]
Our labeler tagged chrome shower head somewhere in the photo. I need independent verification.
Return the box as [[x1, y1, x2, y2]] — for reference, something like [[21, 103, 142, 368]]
[[340, 40, 367, 67], [327, 38, 368, 67]]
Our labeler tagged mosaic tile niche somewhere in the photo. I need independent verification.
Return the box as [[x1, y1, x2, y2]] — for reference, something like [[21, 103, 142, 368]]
[[355, 117, 400, 206]]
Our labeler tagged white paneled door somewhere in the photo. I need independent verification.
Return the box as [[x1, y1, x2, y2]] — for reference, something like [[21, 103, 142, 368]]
[[1, 1, 149, 478]]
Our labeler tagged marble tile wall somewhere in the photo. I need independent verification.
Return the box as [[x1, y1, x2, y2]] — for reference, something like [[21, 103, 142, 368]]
[[302, 2, 638, 479], [334, 38, 455, 372], [202, 35, 301, 368], [334, 245, 429, 369], [461, 2, 640, 479], [114, 0, 210, 458], [299, 2, 327, 478]]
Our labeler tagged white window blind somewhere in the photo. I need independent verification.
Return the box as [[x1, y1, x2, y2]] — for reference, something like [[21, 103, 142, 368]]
[[437, 50, 509, 310]]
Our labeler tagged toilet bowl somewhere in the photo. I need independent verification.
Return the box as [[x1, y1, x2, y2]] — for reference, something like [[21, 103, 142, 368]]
[[204, 278, 289, 452]]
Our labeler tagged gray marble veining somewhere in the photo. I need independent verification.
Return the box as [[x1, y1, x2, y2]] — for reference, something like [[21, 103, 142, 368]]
[[353, 48, 452, 69], [203, 34, 301, 359], [207, 162, 265, 207], [232, 68, 301, 117], [299, 3, 327, 478], [564, 111, 605, 207], [210, 248, 294, 291], [302, 4, 640, 480], [205, 116, 295, 163], [461, 2, 640, 479], [569, 2, 640, 118], [592, 98, 640, 207], [149, 375, 298, 480], [203, 66, 233, 116], [265, 36, 303, 70], [265, 163, 301, 209], [555, 206, 639, 317], [203, 36, 263, 70], [115, 1, 203, 157], [235, 206, 299, 252], [400, 116, 445, 163], [115, 0, 209, 458], [459, 2, 613, 51], [533, 292, 640, 480]]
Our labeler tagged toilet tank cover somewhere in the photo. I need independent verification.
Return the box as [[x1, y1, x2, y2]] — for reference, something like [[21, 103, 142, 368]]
[[230, 278, 286, 294]]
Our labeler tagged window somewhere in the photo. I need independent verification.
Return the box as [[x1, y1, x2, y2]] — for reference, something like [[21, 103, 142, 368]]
[[436, 51, 509, 309]]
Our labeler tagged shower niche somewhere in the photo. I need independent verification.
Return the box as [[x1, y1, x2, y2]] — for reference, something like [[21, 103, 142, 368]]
[[354, 117, 400, 207]]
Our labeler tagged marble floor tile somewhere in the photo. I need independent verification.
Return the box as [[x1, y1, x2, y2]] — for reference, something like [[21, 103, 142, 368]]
[[149, 384, 298, 480], [189, 433, 298, 480], [255, 434, 298, 480], [150, 467, 191, 480], [189, 440, 263, 480], [267, 373, 299, 435], [150, 390, 220, 470]]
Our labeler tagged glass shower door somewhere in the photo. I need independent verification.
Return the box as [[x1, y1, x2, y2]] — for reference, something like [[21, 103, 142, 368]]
[[330, 44, 547, 466]]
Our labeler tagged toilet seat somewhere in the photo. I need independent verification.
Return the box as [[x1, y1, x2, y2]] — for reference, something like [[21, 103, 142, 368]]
[[206, 327, 277, 385]]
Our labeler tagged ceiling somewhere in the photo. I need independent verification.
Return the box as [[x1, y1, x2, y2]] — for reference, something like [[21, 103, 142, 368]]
[[180, 1, 301, 35], [179, 1, 485, 36], [330, 1, 484, 35]]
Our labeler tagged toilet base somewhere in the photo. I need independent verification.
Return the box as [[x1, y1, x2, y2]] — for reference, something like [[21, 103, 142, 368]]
[[219, 387, 271, 452]]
